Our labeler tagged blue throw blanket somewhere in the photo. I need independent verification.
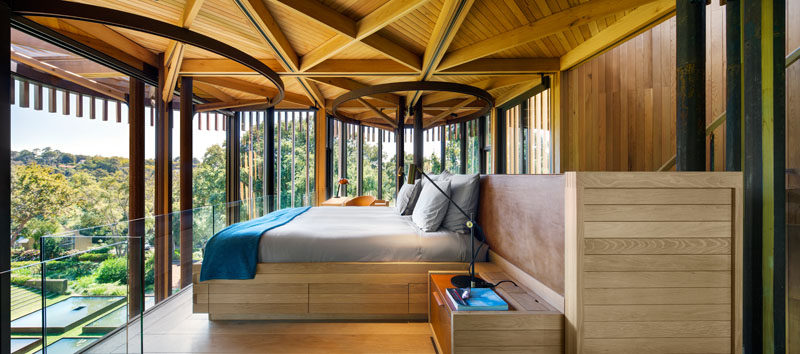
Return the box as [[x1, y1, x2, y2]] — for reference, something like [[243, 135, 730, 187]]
[[199, 206, 311, 281]]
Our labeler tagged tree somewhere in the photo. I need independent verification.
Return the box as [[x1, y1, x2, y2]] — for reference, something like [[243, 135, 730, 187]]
[[10, 163, 76, 245]]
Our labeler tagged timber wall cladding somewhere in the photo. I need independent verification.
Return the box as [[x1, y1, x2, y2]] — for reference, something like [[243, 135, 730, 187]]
[[565, 172, 742, 354], [788, 0, 800, 352], [560, 3, 727, 172]]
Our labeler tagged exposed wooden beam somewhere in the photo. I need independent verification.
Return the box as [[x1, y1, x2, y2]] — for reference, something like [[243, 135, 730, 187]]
[[179, 58, 415, 76], [494, 77, 543, 107], [182, 0, 205, 27], [193, 80, 235, 102], [194, 77, 311, 106], [180, 58, 283, 76], [438, 58, 560, 75], [423, 75, 536, 106], [58, 19, 158, 67], [559, 0, 675, 71], [162, 42, 185, 102], [11, 50, 126, 101], [298, 0, 428, 71], [297, 77, 325, 108], [269, 0, 357, 38], [421, 0, 475, 79], [357, 98, 397, 128], [196, 99, 268, 112], [239, 0, 299, 71], [424, 97, 475, 128], [437, 0, 656, 71], [308, 77, 399, 105]]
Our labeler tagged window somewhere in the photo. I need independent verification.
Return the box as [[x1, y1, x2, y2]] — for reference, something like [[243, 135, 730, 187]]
[[505, 89, 552, 174]]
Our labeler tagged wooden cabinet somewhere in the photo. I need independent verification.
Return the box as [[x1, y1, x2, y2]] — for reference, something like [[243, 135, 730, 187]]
[[428, 272, 564, 354]]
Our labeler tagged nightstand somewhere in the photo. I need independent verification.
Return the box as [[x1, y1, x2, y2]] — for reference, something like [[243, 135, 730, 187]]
[[428, 270, 564, 354]]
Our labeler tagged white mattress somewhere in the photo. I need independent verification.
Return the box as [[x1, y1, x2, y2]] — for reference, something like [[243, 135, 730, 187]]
[[258, 206, 482, 262]]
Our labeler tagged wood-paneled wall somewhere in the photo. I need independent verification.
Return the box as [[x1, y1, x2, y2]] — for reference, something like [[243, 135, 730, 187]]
[[559, 4, 728, 172], [565, 172, 743, 354], [787, 0, 800, 351]]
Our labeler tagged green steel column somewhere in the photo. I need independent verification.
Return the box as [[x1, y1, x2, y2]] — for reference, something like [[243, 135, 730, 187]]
[[676, 0, 706, 171], [726, 0, 742, 171]]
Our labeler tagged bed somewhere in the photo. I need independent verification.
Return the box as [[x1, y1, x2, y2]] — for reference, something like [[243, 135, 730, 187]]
[[192, 206, 480, 320]]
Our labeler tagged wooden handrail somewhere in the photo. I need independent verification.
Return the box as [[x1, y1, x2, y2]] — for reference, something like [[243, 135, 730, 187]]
[[657, 46, 799, 172]]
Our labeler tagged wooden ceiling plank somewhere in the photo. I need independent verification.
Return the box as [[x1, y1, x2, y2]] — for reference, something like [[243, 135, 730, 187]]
[[195, 77, 311, 106], [437, 0, 657, 70], [58, 19, 158, 67], [422, 75, 536, 105], [357, 98, 398, 128], [11, 50, 126, 101], [359, 34, 422, 71], [180, 58, 284, 75], [194, 80, 235, 102], [297, 77, 325, 108], [559, 0, 675, 70], [181, 0, 206, 27]]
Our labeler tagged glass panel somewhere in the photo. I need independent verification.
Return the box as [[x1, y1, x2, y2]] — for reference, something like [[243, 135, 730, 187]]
[[362, 127, 378, 197], [381, 131, 397, 204]]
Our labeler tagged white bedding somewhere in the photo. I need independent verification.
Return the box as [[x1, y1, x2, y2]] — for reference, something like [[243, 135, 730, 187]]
[[258, 206, 483, 262]]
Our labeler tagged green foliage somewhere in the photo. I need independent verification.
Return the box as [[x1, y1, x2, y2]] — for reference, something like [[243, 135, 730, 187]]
[[45, 260, 97, 280], [10, 163, 76, 244], [95, 257, 128, 284], [12, 249, 40, 261], [71, 274, 128, 296], [11, 275, 32, 286], [77, 252, 110, 262]]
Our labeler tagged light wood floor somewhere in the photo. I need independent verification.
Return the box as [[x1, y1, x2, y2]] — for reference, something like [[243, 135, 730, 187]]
[[103, 288, 438, 353]]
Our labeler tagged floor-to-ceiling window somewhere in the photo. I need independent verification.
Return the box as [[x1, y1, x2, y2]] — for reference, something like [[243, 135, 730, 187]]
[[273, 110, 315, 208], [505, 88, 552, 174]]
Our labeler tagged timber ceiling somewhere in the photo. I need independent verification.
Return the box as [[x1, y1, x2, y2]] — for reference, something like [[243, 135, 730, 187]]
[[10, 0, 675, 128]]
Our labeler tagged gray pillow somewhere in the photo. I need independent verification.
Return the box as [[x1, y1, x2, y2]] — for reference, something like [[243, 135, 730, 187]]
[[441, 173, 480, 233], [418, 170, 451, 189], [395, 182, 421, 215], [412, 179, 452, 232]]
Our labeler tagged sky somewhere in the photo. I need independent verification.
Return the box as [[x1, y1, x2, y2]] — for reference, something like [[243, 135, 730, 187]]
[[11, 85, 226, 160]]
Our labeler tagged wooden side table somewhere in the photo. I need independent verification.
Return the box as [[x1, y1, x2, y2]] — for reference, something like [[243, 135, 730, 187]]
[[320, 196, 353, 206], [429, 270, 564, 353]]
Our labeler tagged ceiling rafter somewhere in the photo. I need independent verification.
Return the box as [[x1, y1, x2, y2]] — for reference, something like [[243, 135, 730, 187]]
[[436, 0, 657, 71], [271, 0, 428, 72], [194, 77, 311, 106], [193, 80, 235, 102], [308, 77, 399, 105], [422, 75, 536, 106], [196, 99, 268, 112], [424, 97, 475, 128], [58, 19, 158, 67], [494, 77, 543, 107], [162, 0, 205, 102], [357, 98, 398, 128]]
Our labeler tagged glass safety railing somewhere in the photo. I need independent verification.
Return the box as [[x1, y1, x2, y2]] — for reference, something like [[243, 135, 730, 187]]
[[5, 195, 311, 354]]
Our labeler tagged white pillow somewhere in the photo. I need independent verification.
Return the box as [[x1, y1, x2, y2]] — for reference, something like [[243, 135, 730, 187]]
[[395, 182, 421, 215], [441, 173, 480, 233], [412, 179, 452, 232], [419, 170, 451, 189]]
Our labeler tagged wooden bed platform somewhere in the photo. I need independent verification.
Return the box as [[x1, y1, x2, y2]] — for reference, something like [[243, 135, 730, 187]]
[[192, 262, 468, 321]]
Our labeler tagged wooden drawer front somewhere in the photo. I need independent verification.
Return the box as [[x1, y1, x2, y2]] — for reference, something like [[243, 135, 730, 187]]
[[309, 283, 409, 314], [409, 283, 427, 314], [208, 283, 308, 315], [430, 287, 452, 354]]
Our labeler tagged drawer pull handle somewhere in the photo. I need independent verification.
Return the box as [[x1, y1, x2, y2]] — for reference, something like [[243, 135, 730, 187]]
[[433, 291, 444, 307]]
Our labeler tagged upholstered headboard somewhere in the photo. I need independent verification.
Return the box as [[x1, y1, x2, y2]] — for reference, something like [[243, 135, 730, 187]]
[[477, 174, 565, 296]]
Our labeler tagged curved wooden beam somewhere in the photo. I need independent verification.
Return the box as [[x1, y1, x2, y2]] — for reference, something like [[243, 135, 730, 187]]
[[12, 0, 285, 107]]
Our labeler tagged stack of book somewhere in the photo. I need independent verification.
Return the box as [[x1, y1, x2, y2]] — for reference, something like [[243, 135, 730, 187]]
[[445, 287, 509, 311]]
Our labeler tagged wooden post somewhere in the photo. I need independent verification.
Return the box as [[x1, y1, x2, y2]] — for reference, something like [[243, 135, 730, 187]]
[[726, 0, 742, 172], [265, 107, 275, 212], [493, 107, 506, 174], [377, 129, 383, 199], [675, 0, 706, 171], [459, 121, 467, 174], [153, 85, 173, 302], [357, 125, 364, 195], [742, 0, 786, 351], [226, 113, 241, 223], [179, 76, 193, 289], [478, 115, 487, 174], [127, 77, 145, 319], [413, 100, 423, 169], [313, 108, 327, 206], [1, 4, 11, 352], [396, 96, 406, 190]]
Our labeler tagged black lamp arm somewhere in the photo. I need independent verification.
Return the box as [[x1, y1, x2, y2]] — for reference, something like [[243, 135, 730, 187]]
[[408, 164, 477, 231]]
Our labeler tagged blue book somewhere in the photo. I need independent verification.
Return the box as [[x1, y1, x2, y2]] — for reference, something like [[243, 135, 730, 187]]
[[446, 287, 509, 311]]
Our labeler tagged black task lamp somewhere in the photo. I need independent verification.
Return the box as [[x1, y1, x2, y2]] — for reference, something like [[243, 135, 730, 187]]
[[406, 164, 490, 289]]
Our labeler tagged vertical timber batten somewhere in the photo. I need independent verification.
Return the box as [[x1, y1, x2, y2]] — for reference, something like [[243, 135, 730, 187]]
[[154, 66, 173, 302], [179, 76, 193, 289], [459, 121, 467, 174], [413, 100, 423, 169], [675, 0, 706, 171], [314, 108, 327, 205], [265, 107, 275, 212], [396, 96, 406, 190], [726, 0, 742, 172], [127, 77, 145, 318], [226, 113, 241, 223], [1, 4, 11, 352]]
